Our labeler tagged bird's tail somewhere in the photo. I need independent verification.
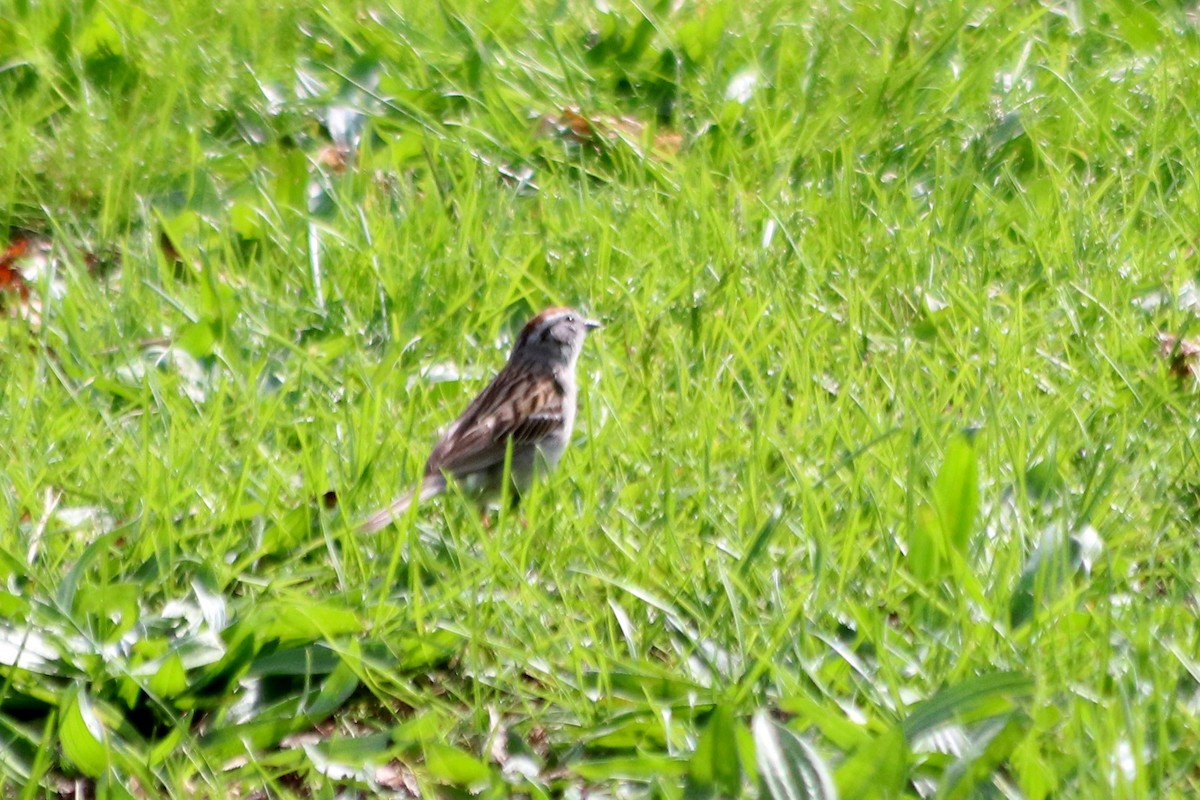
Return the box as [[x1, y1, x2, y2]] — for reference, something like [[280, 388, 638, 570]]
[[358, 473, 447, 534]]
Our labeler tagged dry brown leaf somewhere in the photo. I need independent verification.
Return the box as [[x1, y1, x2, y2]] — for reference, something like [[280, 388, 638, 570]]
[[539, 107, 682, 157], [1157, 331, 1200, 380], [0, 238, 31, 306], [0, 233, 120, 325], [317, 143, 352, 174], [375, 760, 421, 795]]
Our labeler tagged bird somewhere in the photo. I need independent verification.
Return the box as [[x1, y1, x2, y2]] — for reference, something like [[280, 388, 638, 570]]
[[359, 307, 601, 533]]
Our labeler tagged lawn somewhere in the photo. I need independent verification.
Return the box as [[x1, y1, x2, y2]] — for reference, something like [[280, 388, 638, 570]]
[[1, 0, 1199, 796]]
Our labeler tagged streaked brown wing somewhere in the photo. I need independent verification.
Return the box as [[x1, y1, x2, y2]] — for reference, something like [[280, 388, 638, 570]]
[[505, 412, 560, 445], [425, 368, 564, 478]]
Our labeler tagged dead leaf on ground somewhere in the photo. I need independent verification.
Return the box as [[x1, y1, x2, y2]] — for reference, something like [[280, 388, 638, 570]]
[[0, 238, 31, 307], [1, 232, 123, 325], [317, 143, 352, 174], [1157, 331, 1200, 381], [375, 760, 420, 795], [538, 107, 683, 157]]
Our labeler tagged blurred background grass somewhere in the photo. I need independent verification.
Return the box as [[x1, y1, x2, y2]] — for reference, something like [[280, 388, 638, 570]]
[[1, 0, 1199, 796]]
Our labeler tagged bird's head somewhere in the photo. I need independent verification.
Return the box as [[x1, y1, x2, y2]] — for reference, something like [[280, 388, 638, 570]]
[[513, 307, 601, 367]]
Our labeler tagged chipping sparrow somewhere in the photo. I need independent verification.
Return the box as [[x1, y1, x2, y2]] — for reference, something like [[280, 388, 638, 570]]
[[359, 307, 601, 533]]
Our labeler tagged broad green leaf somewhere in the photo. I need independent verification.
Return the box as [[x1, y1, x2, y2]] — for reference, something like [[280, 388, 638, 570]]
[[585, 713, 670, 750], [196, 260, 239, 323], [273, 148, 310, 209], [200, 717, 296, 762], [155, 208, 201, 247], [301, 656, 359, 720], [482, 0, 522, 34], [390, 712, 454, 749], [424, 742, 491, 787], [909, 503, 943, 581], [572, 754, 689, 781], [388, 628, 462, 671], [0, 547, 28, 584], [148, 722, 187, 766], [229, 202, 263, 240], [575, 667, 704, 705], [309, 729, 394, 765], [686, 704, 742, 797], [116, 676, 140, 709], [1114, 1, 1162, 50], [148, 652, 188, 698], [74, 583, 141, 643], [777, 694, 872, 752], [247, 644, 342, 677], [304, 334, 356, 362], [175, 319, 217, 359], [59, 686, 108, 779], [835, 726, 908, 799], [902, 672, 1033, 741], [753, 711, 836, 800], [55, 530, 125, 613], [933, 432, 979, 554], [90, 377, 143, 403], [1011, 728, 1060, 799], [76, 12, 123, 58], [677, 1, 729, 63], [235, 598, 361, 645]]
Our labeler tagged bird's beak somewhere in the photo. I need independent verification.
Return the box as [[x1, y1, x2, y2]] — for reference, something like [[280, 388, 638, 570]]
[[584, 318, 603, 331]]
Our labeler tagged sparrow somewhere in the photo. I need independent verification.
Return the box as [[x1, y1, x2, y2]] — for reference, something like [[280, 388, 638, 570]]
[[359, 307, 600, 532]]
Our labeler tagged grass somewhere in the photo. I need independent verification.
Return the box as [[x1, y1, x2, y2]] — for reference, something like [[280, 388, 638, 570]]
[[2, 0, 1200, 796]]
